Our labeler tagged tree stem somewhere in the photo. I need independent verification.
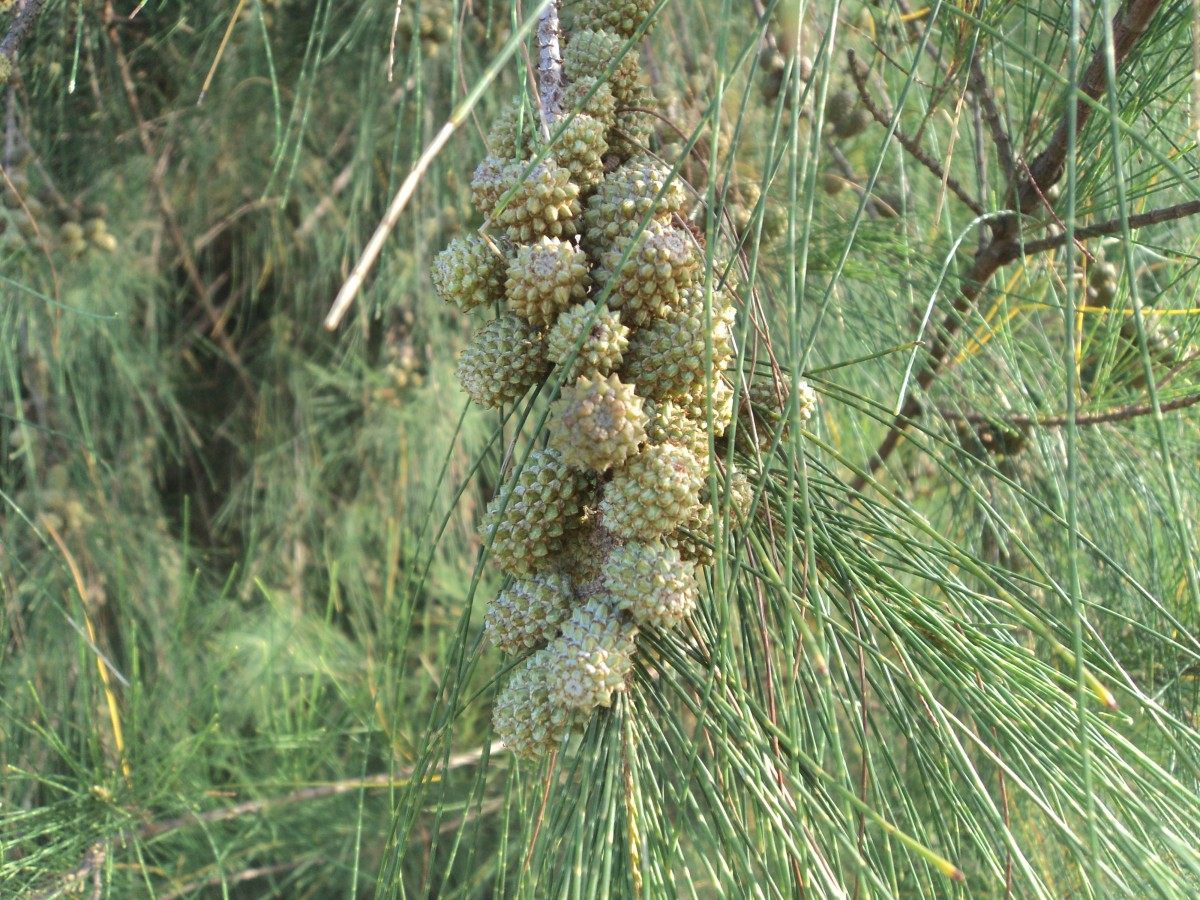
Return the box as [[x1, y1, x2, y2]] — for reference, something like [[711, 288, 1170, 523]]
[[538, 0, 563, 132]]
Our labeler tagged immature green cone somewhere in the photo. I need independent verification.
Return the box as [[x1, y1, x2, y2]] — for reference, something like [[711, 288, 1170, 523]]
[[643, 398, 709, 459], [486, 572, 576, 654], [672, 465, 755, 567], [544, 595, 637, 712], [456, 315, 550, 409], [470, 155, 510, 217], [598, 223, 699, 327], [549, 373, 648, 473], [563, 29, 643, 105], [488, 98, 538, 160], [574, 0, 657, 38], [493, 649, 575, 759], [602, 540, 697, 630], [506, 236, 590, 328], [678, 374, 735, 435], [584, 158, 690, 254], [432, 234, 505, 311], [492, 158, 582, 243], [1088, 261, 1119, 307], [608, 83, 656, 160], [600, 443, 704, 540], [667, 502, 714, 566], [480, 448, 591, 578], [737, 377, 815, 450], [721, 467, 755, 528], [546, 300, 630, 381], [622, 286, 736, 400], [555, 515, 618, 586], [561, 76, 618, 126], [546, 114, 608, 192]]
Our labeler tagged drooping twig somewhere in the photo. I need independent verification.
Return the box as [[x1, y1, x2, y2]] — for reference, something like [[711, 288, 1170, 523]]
[[847, 51, 985, 218], [850, 0, 1170, 493], [537, 0, 563, 131]]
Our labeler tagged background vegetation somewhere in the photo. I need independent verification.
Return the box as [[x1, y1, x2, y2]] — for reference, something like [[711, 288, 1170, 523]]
[[2, 0, 1199, 895]]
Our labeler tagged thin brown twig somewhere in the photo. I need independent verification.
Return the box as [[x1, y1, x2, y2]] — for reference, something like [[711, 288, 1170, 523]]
[[160, 860, 319, 900], [1005, 199, 1200, 261], [940, 391, 1200, 429], [847, 51, 986, 218], [967, 53, 1016, 185], [850, 0, 1170, 493]]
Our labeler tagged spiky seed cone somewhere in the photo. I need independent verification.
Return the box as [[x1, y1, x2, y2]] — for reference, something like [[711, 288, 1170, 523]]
[[506, 236, 590, 327], [667, 502, 715, 567], [603, 540, 697, 630], [723, 467, 755, 528], [493, 649, 575, 759], [488, 98, 538, 160], [546, 114, 609, 192], [456, 315, 550, 409], [1088, 261, 1119, 290], [598, 223, 700, 327], [93, 231, 118, 252], [486, 572, 576, 654], [584, 158, 690, 255], [737, 378, 815, 450], [555, 515, 618, 586], [563, 30, 643, 106], [824, 88, 857, 131], [480, 448, 592, 578], [550, 373, 648, 473], [573, 0, 657, 38], [471, 156, 510, 218], [835, 108, 872, 140], [544, 596, 637, 711], [1089, 262, 1119, 307], [643, 398, 710, 459], [600, 443, 704, 540], [678, 375, 735, 435], [492, 158, 582, 243], [622, 286, 736, 400], [432, 234, 506, 312], [546, 300, 630, 381], [794, 379, 818, 423], [561, 76, 618, 126], [607, 83, 656, 160]]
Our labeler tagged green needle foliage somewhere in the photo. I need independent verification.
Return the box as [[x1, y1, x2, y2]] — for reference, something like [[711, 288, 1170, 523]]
[[3, 0, 1200, 897]]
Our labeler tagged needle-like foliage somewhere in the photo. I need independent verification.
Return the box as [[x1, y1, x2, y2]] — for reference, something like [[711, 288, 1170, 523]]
[[3, 1, 1200, 897]]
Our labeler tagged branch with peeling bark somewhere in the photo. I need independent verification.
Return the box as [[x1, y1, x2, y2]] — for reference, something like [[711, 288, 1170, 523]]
[[537, 0, 563, 132], [849, 0, 1182, 494], [0, 0, 47, 68]]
